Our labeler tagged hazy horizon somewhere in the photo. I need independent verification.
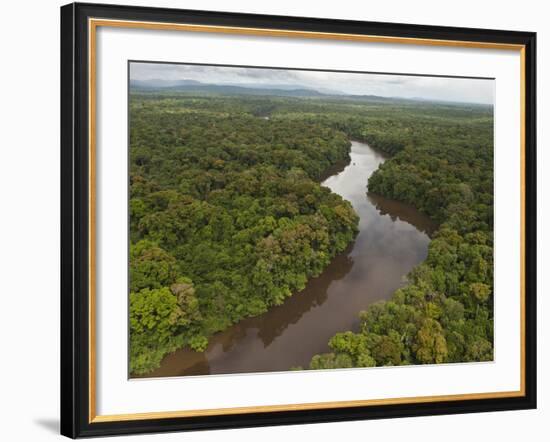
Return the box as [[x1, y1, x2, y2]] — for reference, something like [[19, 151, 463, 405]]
[[130, 61, 494, 105]]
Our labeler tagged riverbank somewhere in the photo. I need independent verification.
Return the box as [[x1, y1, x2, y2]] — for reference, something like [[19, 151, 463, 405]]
[[140, 140, 434, 377]]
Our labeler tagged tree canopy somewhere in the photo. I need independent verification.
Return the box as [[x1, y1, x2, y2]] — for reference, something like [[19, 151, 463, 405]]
[[129, 93, 360, 374], [306, 98, 494, 369], [128, 91, 494, 374]]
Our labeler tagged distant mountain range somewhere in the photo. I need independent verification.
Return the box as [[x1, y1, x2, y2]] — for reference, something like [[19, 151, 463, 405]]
[[131, 79, 203, 88], [129, 78, 491, 106], [130, 78, 333, 98]]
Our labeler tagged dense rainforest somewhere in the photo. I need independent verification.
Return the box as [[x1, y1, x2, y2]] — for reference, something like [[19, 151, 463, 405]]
[[129, 94, 359, 374], [308, 103, 494, 369], [128, 90, 494, 375]]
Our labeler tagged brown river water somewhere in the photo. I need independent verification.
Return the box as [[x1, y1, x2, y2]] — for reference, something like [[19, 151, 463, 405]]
[[140, 140, 436, 378]]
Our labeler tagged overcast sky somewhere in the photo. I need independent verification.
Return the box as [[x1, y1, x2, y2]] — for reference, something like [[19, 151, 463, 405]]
[[130, 62, 494, 105]]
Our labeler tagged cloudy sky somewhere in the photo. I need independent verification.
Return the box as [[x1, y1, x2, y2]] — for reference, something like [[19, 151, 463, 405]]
[[130, 62, 494, 105]]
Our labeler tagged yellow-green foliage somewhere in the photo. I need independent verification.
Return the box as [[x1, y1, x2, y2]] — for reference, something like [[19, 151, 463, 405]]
[[308, 101, 494, 369], [128, 93, 360, 374]]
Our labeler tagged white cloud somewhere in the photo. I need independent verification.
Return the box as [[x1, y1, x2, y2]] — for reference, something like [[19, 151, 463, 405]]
[[130, 62, 494, 105]]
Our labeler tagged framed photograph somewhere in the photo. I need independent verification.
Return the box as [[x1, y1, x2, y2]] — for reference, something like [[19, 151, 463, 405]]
[[60, 2, 536, 438]]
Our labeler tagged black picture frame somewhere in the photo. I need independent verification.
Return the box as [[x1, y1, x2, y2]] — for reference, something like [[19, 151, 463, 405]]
[[61, 2, 537, 438]]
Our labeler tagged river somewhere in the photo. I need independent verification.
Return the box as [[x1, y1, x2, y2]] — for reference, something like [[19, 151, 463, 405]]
[[141, 140, 436, 378]]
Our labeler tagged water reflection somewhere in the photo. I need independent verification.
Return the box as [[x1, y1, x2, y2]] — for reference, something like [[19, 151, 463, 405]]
[[256, 252, 355, 347], [141, 141, 434, 378], [367, 193, 436, 237]]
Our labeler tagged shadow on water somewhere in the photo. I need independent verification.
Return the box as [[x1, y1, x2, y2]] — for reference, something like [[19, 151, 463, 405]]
[[142, 249, 355, 377], [367, 193, 437, 237], [139, 140, 434, 378], [256, 252, 354, 347]]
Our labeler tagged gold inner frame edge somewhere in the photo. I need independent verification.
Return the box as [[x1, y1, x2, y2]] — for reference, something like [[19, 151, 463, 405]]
[[87, 17, 527, 423]]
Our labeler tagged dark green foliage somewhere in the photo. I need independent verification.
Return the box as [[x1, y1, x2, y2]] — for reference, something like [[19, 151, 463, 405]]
[[129, 240, 179, 293], [308, 101, 494, 369], [127, 90, 494, 374], [129, 94, 359, 374]]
